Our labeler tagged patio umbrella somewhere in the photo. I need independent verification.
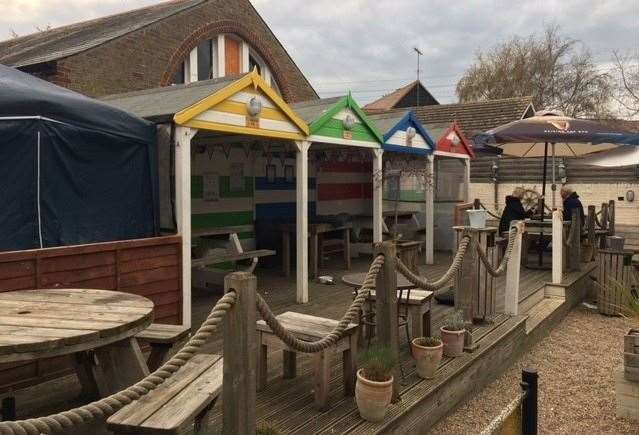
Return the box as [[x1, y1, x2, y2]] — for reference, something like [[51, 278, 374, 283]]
[[581, 145, 639, 167], [475, 112, 639, 266]]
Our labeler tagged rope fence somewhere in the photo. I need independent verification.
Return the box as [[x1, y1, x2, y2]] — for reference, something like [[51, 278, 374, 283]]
[[396, 235, 471, 291], [476, 227, 518, 277], [0, 291, 238, 435], [255, 254, 385, 354]]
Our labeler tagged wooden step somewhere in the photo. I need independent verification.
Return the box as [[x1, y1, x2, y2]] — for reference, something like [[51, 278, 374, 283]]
[[518, 286, 545, 314], [525, 298, 564, 333]]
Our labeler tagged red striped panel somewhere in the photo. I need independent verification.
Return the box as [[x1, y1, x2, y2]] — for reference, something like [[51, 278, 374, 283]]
[[319, 161, 371, 173], [318, 183, 372, 201]]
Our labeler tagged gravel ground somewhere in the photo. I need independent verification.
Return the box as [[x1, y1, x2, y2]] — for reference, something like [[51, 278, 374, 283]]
[[430, 305, 638, 435]]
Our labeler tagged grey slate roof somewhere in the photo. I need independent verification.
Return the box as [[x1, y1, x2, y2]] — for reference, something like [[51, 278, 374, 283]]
[[0, 0, 204, 67], [101, 74, 243, 121], [366, 110, 409, 134], [290, 97, 343, 124], [411, 96, 534, 137]]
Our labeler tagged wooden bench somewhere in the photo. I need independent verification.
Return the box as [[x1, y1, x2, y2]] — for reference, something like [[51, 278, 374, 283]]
[[107, 354, 222, 435], [136, 324, 191, 371], [256, 312, 359, 411]]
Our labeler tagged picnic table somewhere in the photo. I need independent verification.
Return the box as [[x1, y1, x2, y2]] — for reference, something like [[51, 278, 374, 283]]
[[0, 288, 153, 398], [280, 223, 352, 279]]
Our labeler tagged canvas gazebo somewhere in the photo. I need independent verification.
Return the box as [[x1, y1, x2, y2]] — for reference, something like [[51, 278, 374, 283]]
[[0, 64, 159, 252]]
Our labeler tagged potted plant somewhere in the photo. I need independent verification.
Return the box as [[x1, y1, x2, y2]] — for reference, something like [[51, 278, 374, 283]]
[[355, 344, 397, 422], [440, 310, 466, 357], [411, 336, 443, 379]]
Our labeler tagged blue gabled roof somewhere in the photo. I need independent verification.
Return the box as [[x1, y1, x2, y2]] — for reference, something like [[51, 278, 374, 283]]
[[368, 110, 436, 155]]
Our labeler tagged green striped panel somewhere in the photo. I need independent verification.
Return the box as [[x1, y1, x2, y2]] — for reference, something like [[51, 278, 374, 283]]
[[192, 211, 254, 230]]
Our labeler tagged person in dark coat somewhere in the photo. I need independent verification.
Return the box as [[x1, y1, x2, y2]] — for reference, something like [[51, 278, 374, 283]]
[[499, 187, 534, 234], [561, 186, 585, 226]]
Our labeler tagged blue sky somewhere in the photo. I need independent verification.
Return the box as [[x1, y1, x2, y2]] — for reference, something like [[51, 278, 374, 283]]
[[2, 0, 637, 105]]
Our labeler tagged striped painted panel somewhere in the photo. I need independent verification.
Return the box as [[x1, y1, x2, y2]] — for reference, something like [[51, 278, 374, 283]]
[[386, 130, 430, 149], [318, 183, 372, 201], [192, 176, 253, 199], [193, 110, 301, 134]]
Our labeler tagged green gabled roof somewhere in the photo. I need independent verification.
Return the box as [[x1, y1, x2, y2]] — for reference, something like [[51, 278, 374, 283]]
[[291, 93, 384, 144]]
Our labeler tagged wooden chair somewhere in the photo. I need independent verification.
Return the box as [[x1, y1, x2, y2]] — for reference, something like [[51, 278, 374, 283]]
[[135, 323, 191, 371], [107, 354, 222, 435]]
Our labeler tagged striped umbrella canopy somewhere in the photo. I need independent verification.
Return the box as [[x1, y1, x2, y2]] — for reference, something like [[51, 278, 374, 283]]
[[581, 145, 639, 167]]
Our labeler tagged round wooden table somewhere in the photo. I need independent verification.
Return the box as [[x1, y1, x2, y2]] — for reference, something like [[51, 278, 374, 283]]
[[0, 288, 154, 397], [341, 272, 415, 290]]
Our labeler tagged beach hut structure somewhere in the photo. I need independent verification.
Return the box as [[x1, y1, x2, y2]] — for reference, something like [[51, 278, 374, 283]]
[[104, 69, 309, 325], [366, 110, 437, 263], [290, 94, 384, 302]]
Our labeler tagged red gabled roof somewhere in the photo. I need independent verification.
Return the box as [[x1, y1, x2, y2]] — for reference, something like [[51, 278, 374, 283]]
[[436, 121, 475, 158]]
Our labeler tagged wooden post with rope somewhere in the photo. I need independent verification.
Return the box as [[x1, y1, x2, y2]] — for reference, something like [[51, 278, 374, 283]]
[[374, 241, 400, 401], [505, 221, 524, 315], [567, 212, 581, 272], [223, 272, 257, 435], [609, 200, 616, 236], [587, 205, 596, 262]]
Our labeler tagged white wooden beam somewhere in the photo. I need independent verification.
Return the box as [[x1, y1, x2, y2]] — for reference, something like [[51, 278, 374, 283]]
[[217, 34, 226, 77], [188, 47, 198, 83], [295, 140, 311, 303], [552, 209, 563, 284], [372, 148, 384, 243], [425, 154, 435, 265], [241, 41, 250, 73], [505, 221, 524, 316], [175, 126, 197, 327]]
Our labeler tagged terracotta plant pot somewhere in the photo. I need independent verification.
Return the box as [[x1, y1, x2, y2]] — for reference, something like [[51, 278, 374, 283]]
[[411, 338, 443, 379], [440, 326, 466, 357], [355, 369, 393, 422]]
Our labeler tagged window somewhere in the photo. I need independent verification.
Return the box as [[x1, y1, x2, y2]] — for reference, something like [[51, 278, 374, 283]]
[[170, 34, 279, 94]]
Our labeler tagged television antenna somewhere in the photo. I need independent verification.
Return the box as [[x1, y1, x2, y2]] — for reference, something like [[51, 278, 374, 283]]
[[413, 47, 423, 105]]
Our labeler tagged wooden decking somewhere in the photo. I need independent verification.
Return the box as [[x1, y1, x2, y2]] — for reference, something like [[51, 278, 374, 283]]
[[191, 252, 555, 434]]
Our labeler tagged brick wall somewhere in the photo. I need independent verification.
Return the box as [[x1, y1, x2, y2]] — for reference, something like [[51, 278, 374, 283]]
[[470, 181, 639, 225], [38, 0, 316, 103]]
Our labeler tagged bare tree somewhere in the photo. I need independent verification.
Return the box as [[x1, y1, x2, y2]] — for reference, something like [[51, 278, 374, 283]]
[[456, 25, 612, 118], [613, 50, 639, 118]]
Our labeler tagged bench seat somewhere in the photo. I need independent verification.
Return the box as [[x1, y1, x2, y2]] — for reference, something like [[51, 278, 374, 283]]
[[136, 324, 191, 371], [192, 249, 275, 267], [107, 354, 222, 435]]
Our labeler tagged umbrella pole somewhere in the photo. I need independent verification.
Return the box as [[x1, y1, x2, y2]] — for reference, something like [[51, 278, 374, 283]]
[[538, 142, 549, 267]]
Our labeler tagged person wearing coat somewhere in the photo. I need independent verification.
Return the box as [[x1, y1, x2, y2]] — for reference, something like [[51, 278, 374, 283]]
[[561, 186, 585, 227], [499, 187, 534, 234]]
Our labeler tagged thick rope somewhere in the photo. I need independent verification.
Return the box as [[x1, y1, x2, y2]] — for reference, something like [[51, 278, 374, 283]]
[[478, 202, 501, 220], [255, 255, 384, 354], [479, 391, 526, 435], [0, 291, 238, 435], [395, 236, 471, 291], [476, 227, 518, 277]]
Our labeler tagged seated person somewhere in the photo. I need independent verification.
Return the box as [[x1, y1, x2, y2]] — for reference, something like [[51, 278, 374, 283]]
[[560, 186, 585, 226], [499, 187, 534, 234]]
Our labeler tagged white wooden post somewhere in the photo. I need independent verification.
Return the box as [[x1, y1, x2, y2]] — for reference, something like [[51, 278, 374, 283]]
[[463, 157, 471, 203], [552, 209, 563, 284], [175, 126, 196, 328], [505, 221, 524, 316], [295, 140, 311, 303], [425, 154, 434, 265], [372, 148, 384, 243]]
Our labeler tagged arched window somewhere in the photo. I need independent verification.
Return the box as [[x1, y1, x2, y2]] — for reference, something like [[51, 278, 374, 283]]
[[170, 34, 278, 93]]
